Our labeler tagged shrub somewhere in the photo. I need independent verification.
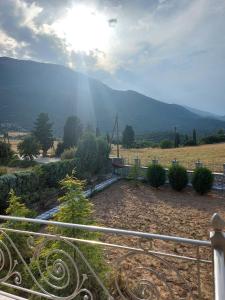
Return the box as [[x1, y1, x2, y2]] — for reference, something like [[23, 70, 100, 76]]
[[147, 163, 166, 188], [8, 158, 37, 168], [17, 135, 40, 160], [0, 141, 13, 164], [36, 159, 77, 188], [61, 147, 76, 160], [160, 140, 173, 149], [75, 133, 98, 176], [55, 141, 65, 157], [0, 167, 7, 176], [96, 137, 110, 172], [168, 165, 188, 191], [191, 167, 214, 195]]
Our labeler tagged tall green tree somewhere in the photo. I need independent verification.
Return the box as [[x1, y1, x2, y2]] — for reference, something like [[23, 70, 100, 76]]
[[174, 132, 180, 148], [17, 135, 40, 160], [75, 133, 98, 176], [122, 125, 135, 148], [33, 113, 54, 157], [193, 129, 197, 145], [63, 116, 82, 148]]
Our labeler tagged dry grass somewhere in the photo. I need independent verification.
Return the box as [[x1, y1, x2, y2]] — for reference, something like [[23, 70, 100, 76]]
[[111, 143, 225, 172]]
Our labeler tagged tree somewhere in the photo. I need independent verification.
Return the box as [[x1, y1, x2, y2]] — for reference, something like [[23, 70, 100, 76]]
[[33, 113, 54, 157], [75, 133, 98, 176], [174, 132, 180, 148], [193, 129, 197, 145], [17, 136, 40, 160], [29, 176, 108, 299], [63, 116, 82, 149], [96, 137, 110, 171], [160, 139, 173, 149], [96, 126, 101, 137], [122, 125, 135, 148], [0, 141, 13, 164]]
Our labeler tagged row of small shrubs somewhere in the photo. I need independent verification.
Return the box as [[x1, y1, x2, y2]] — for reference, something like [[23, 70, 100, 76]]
[[0, 159, 77, 212], [146, 163, 213, 194]]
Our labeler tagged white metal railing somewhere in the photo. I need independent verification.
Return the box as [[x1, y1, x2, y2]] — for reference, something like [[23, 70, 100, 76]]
[[0, 214, 223, 299]]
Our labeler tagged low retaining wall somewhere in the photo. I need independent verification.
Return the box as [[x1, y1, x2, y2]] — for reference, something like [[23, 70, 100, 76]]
[[115, 165, 225, 191]]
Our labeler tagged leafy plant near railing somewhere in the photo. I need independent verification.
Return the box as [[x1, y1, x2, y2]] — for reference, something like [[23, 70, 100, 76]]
[[29, 175, 109, 299], [168, 165, 188, 191], [147, 163, 166, 188], [192, 167, 214, 195]]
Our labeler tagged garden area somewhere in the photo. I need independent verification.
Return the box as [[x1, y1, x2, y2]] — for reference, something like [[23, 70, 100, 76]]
[[91, 180, 225, 299]]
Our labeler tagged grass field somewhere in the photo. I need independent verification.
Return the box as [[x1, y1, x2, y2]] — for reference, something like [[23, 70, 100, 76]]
[[111, 143, 225, 172]]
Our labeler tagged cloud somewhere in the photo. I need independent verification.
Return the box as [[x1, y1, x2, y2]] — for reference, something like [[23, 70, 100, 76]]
[[0, 0, 225, 114]]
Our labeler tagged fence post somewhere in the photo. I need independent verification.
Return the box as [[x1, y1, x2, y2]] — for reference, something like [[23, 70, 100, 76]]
[[223, 164, 225, 175], [210, 213, 225, 300], [172, 159, 178, 166], [195, 159, 203, 169], [152, 159, 158, 165]]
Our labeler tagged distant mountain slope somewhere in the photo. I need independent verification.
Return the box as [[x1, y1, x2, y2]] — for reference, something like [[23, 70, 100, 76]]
[[0, 57, 225, 135], [183, 105, 221, 119]]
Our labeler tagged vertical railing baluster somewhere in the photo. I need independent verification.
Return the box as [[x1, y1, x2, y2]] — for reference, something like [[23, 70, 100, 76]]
[[210, 213, 225, 300], [196, 246, 201, 299]]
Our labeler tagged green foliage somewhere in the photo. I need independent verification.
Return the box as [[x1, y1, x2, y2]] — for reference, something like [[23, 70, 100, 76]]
[[191, 167, 214, 195], [128, 164, 140, 186], [55, 141, 64, 157], [33, 113, 54, 156], [63, 115, 82, 148], [29, 176, 109, 299], [0, 167, 7, 176], [96, 137, 110, 172], [75, 133, 98, 176], [122, 125, 135, 148], [193, 129, 197, 145], [147, 163, 166, 188], [61, 147, 76, 160], [174, 132, 180, 148], [8, 158, 37, 168], [17, 135, 40, 160], [36, 159, 77, 188], [0, 141, 13, 164], [160, 139, 173, 149], [168, 165, 188, 191], [201, 133, 225, 144]]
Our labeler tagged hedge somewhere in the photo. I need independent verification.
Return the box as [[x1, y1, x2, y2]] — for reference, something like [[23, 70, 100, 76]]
[[0, 159, 77, 212]]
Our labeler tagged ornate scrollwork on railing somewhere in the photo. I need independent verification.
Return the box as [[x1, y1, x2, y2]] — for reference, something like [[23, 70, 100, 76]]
[[0, 229, 111, 300], [114, 240, 195, 300]]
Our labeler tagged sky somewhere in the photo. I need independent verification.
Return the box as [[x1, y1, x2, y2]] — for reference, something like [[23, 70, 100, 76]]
[[0, 0, 225, 115]]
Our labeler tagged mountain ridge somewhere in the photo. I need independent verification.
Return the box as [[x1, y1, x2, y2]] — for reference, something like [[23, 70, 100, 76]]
[[0, 57, 224, 135]]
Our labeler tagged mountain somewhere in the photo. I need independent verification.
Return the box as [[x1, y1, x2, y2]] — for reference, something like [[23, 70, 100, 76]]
[[183, 105, 221, 119], [0, 57, 225, 135]]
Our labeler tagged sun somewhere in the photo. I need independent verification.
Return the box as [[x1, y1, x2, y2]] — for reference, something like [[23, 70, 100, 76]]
[[53, 5, 112, 53]]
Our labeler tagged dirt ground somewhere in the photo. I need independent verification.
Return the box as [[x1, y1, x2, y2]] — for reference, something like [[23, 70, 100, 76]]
[[91, 180, 225, 299]]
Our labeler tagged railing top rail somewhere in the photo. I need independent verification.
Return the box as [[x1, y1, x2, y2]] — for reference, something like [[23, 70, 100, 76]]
[[0, 215, 211, 247]]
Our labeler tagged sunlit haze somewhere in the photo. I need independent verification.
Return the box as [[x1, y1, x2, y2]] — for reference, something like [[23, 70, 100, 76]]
[[0, 0, 225, 114]]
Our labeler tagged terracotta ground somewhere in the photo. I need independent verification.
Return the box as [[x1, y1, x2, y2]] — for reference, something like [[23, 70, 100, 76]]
[[91, 180, 225, 299]]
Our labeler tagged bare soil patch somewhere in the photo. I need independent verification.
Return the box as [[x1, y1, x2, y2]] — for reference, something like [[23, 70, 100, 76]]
[[91, 180, 225, 299]]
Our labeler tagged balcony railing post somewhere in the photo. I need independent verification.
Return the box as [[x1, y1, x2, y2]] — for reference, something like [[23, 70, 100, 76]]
[[210, 213, 225, 300]]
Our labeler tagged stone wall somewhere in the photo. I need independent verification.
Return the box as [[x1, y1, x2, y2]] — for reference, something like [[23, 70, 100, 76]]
[[113, 159, 225, 191]]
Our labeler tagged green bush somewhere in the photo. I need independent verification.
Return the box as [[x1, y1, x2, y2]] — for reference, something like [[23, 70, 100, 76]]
[[0, 167, 7, 176], [61, 147, 76, 160], [160, 140, 173, 149], [168, 165, 188, 191], [0, 171, 40, 212], [191, 167, 214, 195], [147, 163, 166, 188], [0, 141, 13, 164], [36, 159, 77, 188], [8, 158, 37, 168]]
